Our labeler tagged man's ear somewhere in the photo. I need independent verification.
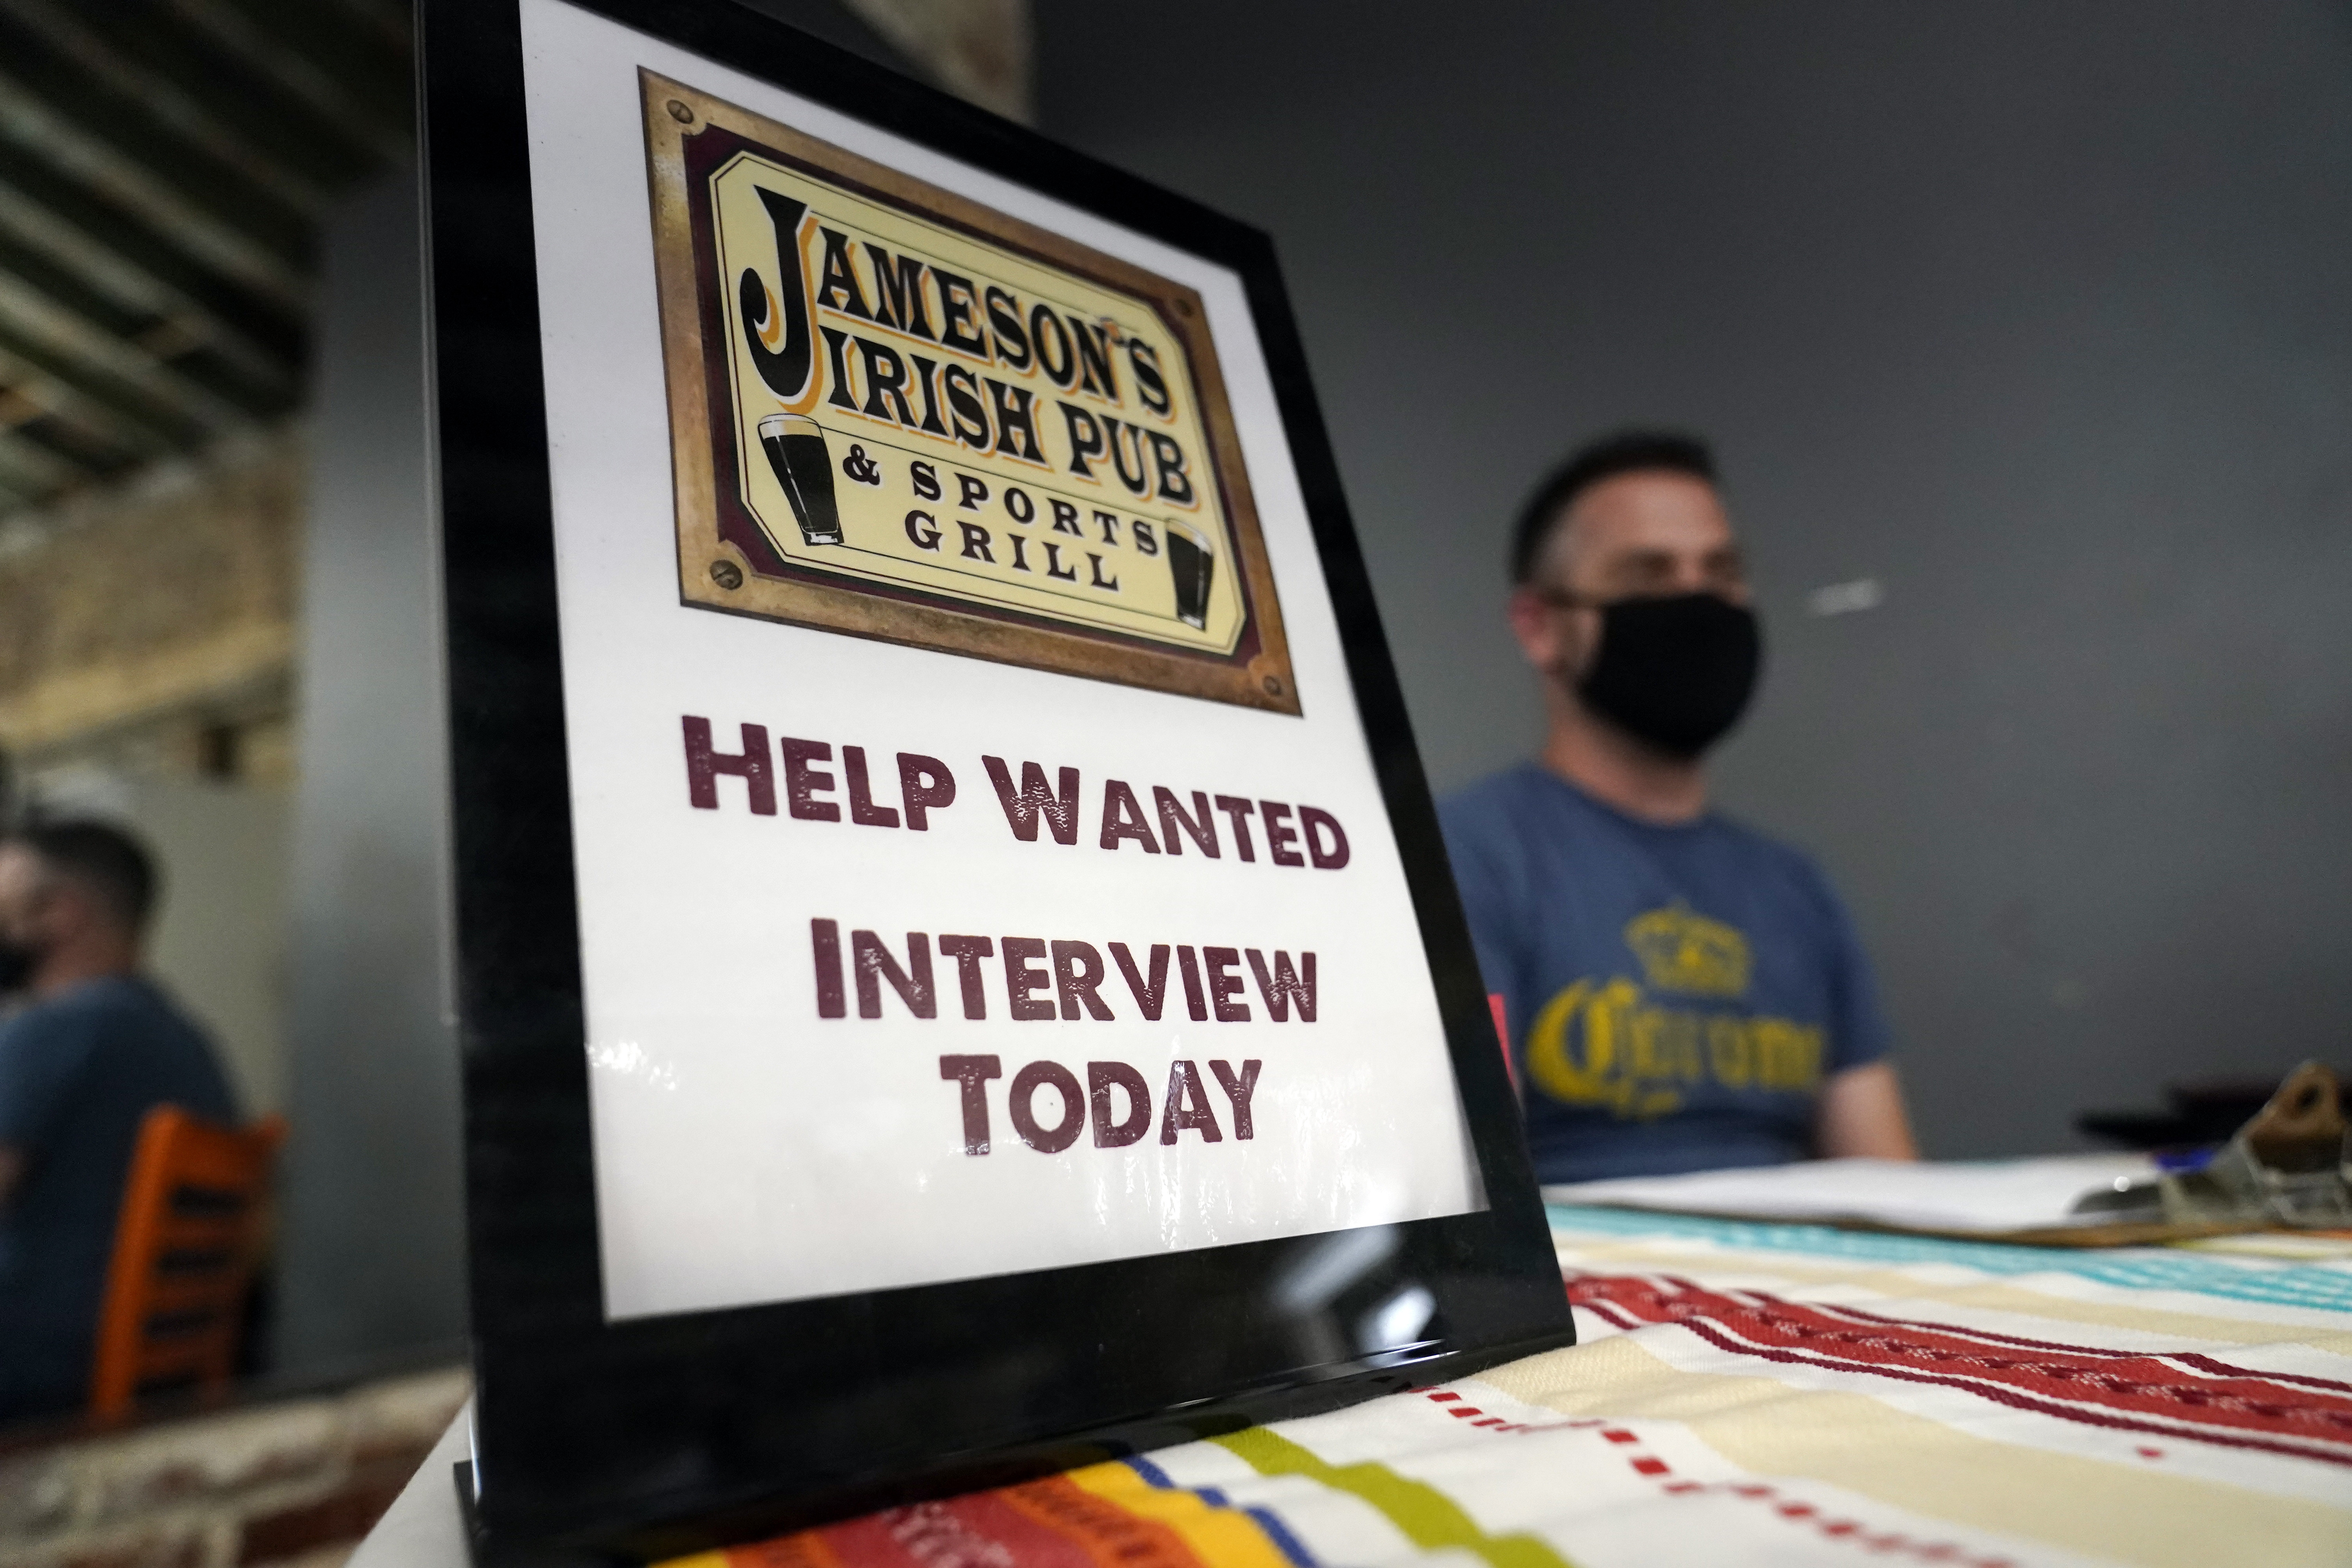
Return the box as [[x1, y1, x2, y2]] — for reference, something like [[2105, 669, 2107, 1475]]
[[1507, 585, 1566, 674]]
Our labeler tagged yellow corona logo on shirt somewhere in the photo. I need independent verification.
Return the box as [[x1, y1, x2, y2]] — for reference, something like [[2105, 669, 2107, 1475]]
[[1522, 911, 1823, 1121], [1623, 904, 1750, 998]]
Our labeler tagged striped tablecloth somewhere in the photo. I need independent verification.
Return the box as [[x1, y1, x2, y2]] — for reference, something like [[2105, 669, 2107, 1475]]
[[673, 1205, 2352, 1568]]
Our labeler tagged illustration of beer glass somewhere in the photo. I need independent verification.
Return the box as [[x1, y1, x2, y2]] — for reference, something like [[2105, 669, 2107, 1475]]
[[756, 413, 843, 545], [1164, 523, 1215, 629]]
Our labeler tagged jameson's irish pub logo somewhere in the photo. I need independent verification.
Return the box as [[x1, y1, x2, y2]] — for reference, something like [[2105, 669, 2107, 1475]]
[[641, 73, 1299, 713]]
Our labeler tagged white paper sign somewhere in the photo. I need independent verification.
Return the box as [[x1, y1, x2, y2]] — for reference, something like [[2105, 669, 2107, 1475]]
[[517, 0, 1481, 1319]]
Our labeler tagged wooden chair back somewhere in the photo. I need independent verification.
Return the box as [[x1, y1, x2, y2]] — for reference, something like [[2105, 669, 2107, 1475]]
[[89, 1105, 285, 1417]]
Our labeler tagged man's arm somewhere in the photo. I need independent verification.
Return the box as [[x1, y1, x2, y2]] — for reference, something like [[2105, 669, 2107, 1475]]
[[1815, 1061, 1918, 1160]]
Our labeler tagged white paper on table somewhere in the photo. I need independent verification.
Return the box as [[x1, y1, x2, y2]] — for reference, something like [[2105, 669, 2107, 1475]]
[[1545, 1154, 2161, 1234]]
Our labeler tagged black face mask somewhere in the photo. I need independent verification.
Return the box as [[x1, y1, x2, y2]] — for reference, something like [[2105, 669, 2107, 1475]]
[[1574, 592, 1762, 759], [0, 937, 36, 996]]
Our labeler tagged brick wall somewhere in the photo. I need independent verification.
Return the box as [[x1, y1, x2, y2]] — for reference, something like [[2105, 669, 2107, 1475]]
[[0, 433, 300, 766], [0, 1365, 468, 1568]]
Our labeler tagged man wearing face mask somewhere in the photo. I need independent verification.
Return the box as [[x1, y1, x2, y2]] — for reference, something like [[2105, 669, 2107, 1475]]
[[0, 820, 235, 1420], [1439, 431, 1916, 1183]]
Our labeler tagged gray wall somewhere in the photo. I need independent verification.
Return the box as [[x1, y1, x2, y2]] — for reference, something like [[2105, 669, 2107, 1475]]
[[276, 176, 466, 1373], [133, 777, 292, 1117], [1040, 0, 2352, 1156]]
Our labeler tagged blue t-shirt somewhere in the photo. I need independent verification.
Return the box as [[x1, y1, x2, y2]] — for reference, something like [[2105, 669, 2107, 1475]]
[[1439, 765, 1889, 1185], [0, 976, 236, 1418]]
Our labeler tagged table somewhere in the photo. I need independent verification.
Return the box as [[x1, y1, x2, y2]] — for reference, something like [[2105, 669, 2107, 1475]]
[[357, 1204, 2352, 1567]]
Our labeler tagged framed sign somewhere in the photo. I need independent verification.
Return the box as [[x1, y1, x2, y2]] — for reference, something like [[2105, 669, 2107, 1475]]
[[421, 0, 1573, 1561]]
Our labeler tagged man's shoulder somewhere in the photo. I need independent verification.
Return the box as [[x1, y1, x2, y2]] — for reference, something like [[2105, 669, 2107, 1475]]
[[41, 975, 183, 1023], [1443, 765, 1702, 862], [1699, 812, 1849, 912], [0, 1002, 80, 1071], [1698, 809, 1811, 862], [0, 987, 118, 1129], [0, 979, 119, 1049], [3, 978, 214, 1068], [1439, 764, 1573, 846]]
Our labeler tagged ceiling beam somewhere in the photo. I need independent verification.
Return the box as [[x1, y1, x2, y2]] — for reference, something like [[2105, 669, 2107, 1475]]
[[0, 20, 311, 263], [0, 0, 420, 522], [49, 0, 391, 196], [0, 147, 303, 360], [0, 266, 260, 439], [0, 183, 297, 401], [0, 419, 79, 499], [0, 337, 178, 463], [0, 0, 331, 215], [158, 0, 411, 169], [0, 69, 310, 310]]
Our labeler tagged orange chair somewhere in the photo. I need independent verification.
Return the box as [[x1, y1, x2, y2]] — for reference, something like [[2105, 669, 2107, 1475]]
[[88, 1106, 286, 1417]]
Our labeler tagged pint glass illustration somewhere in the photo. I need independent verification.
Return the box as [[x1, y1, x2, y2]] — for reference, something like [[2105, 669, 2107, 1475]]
[[757, 413, 843, 545], [1164, 523, 1215, 630]]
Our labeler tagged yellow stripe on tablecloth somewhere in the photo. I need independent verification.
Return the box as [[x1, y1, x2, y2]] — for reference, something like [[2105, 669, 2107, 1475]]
[[1480, 1336, 2352, 1568], [1553, 1237, 2352, 1352], [1061, 1459, 1298, 1568], [1210, 1427, 1575, 1568]]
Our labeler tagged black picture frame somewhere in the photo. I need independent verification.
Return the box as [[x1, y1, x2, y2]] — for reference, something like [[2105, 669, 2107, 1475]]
[[418, 1, 1574, 1561]]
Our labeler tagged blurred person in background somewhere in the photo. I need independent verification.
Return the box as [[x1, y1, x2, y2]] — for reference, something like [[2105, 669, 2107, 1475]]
[[1441, 431, 1916, 1185], [0, 820, 235, 1421]]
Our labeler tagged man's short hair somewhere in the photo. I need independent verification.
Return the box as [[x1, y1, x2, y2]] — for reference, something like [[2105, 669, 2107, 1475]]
[[1508, 429, 1719, 584], [9, 819, 157, 931]]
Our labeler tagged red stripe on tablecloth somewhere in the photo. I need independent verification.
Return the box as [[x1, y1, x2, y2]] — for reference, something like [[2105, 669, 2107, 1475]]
[[1567, 1274, 2352, 1464], [2170, 1350, 2352, 1396], [1779, 1297, 2352, 1396], [1670, 1310, 2352, 1468]]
